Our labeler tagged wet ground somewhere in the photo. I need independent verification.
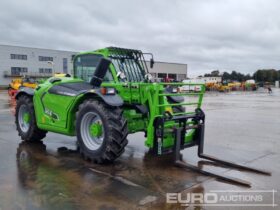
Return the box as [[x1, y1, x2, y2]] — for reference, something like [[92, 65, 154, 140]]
[[0, 88, 279, 210]]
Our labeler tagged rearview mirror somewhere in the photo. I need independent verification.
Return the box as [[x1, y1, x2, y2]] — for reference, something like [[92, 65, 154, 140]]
[[150, 58, 155, 68]]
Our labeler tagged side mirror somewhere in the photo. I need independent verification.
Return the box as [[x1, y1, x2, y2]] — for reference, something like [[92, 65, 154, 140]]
[[90, 58, 111, 87], [150, 58, 155, 68]]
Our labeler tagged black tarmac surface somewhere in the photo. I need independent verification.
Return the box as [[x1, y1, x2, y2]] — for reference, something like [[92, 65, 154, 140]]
[[0, 88, 279, 210]]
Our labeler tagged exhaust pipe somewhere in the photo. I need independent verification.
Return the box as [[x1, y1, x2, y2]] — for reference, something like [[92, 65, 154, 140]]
[[90, 58, 111, 87]]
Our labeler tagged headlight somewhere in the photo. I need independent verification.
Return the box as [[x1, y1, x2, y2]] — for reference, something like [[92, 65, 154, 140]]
[[106, 88, 116, 95], [101, 87, 116, 95]]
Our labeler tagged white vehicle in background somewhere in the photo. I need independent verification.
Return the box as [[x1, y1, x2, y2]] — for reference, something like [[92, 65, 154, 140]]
[[182, 78, 205, 92], [245, 79, 256, 84]]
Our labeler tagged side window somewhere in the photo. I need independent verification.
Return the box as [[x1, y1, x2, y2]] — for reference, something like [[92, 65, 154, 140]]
[[74, 54, 101, 82], [74, 54, 113, 83]]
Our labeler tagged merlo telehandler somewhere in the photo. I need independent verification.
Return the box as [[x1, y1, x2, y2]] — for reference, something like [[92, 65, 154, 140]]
[[15, 47, 270, 187]]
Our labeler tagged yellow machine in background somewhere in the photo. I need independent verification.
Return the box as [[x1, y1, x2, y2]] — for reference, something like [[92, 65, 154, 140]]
[[54, 73, 68, 77], [228, 82, 241, 91], [9, 77, 37, 90], [9, 73, 69, 92], [21, 77, 37, 89], [9, 78, 22, 90], [218, 84, 230, 92], [8, 77, 38, 97]]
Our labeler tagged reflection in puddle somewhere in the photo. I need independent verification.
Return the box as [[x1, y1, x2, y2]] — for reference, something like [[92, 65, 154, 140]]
[[17, 142, 79, 210], [14, 142, 168, 209], [14, 141, 210, 210]]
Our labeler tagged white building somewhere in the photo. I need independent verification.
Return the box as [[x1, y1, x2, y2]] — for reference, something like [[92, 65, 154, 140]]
[[0, 44, 188, 86], [147, 61, 187, 81], [194, 76, 222, 84], [0, 44, 76, 86]]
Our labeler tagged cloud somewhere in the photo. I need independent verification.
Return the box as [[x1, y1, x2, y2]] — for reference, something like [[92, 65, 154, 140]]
[[0, 0, 280, 76]]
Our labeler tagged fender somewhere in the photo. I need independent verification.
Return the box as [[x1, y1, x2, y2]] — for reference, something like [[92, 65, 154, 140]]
[[82, 89, 123, 107], [15, 87, 35, 99], [47, 82, 123, 107]]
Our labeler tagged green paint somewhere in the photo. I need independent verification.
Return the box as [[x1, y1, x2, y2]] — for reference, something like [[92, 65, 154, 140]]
[[89, 123, 102, 137], [23, 112, 30, 123]]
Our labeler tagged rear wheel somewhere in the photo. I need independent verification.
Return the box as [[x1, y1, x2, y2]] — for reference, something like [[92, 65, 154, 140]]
[[15, 95, 47, 141], [76, 99, 128, 164]]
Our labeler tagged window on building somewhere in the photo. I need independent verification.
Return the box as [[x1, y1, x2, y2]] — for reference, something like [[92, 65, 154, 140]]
[[71, 54, 76, 61], [39, 68, 52, 74], [157, 73, 167, 78], [11, 67, 28, 76], [38, 56, 53, 62], [10, 54, 27, 60], [45, 68, 52, 73]]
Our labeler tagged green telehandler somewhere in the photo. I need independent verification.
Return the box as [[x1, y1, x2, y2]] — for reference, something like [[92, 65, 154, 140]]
[[15, 47, 270, 187]]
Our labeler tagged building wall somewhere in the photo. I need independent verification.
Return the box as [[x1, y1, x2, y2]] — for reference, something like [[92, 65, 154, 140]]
[[197, 76, 222, 84], [146, 61, 187, 81], [0, 44, 76, 86]]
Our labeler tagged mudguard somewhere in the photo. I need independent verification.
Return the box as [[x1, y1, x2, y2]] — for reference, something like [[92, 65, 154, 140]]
[[15, 87, 35, 99], [83, 89, 123, 107], [47, 82, 123, 107]]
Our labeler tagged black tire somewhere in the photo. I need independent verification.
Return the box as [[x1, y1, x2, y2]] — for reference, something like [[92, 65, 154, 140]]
[[15, 95, 47, 141], [76, 99, 128, 164]]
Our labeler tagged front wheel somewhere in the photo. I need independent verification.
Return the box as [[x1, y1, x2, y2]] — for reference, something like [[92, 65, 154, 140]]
[[76, 99, 128, 164], [15, 95, 47, 141]]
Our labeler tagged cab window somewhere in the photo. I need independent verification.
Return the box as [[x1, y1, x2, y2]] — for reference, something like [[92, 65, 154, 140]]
[[74, 54, 113, 82]]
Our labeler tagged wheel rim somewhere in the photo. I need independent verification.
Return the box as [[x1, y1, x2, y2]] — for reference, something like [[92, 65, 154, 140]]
[[18, 105, 30, 133], [80, 112, 104, 151]]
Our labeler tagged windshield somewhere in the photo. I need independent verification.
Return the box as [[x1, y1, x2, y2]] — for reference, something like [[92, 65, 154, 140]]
[[74, 54, 113, 83], [111, 57, 145, 82]]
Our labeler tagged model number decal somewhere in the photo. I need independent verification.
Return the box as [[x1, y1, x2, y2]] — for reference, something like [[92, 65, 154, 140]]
[[45, 108, 59, 120]]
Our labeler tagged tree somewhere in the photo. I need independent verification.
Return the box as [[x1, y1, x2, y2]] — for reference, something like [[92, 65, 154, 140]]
[[253, 69, 279, 82], [204, 70, 220, 77], [211, 70, 220, 76], [244, 74, 251, 81], [231, 71, 238, 81], [222, 72, 231, 81]]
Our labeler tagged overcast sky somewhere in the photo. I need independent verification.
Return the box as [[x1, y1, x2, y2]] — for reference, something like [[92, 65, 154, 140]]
[[0, 0, 280, 76]]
